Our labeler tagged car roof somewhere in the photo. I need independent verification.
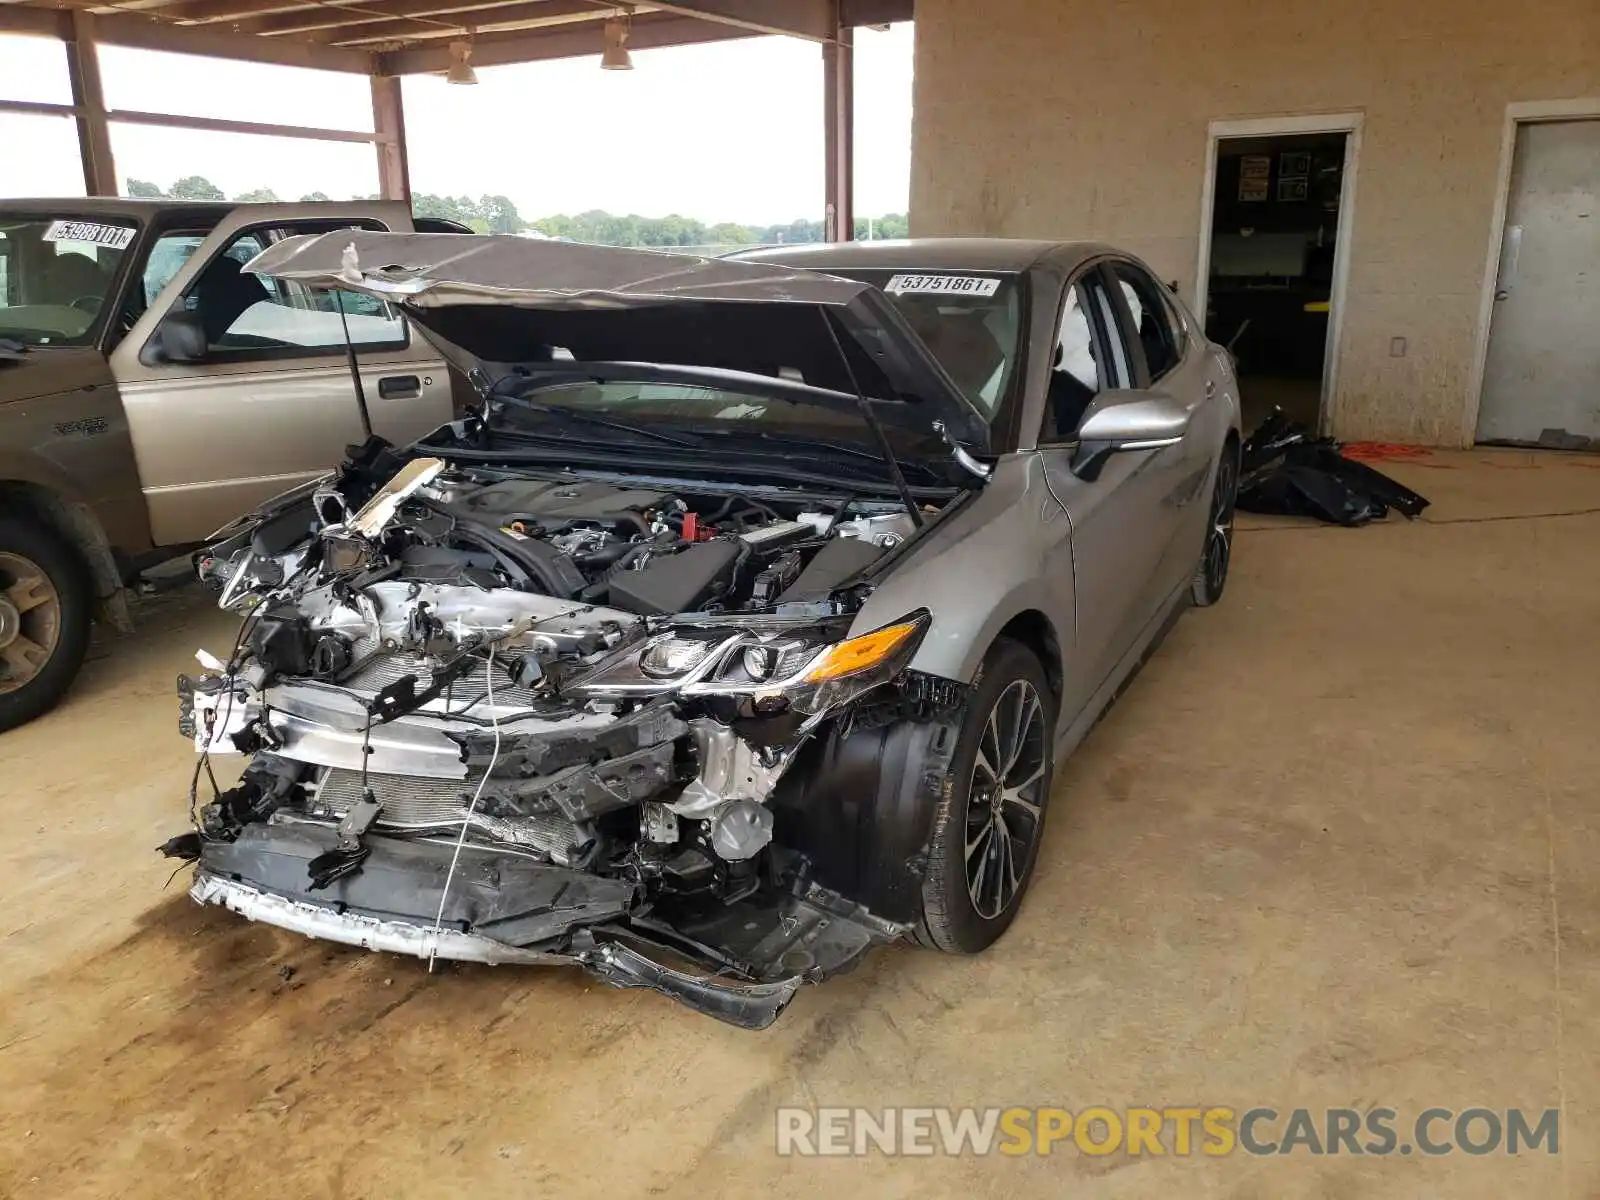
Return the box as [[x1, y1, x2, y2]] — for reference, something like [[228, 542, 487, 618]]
[[728, 237, 1116, 275], [0, 197, 236, 219]]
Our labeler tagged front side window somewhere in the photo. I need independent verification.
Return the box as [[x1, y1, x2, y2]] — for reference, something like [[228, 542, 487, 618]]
[[1041, 283, 1102, 442], [0, 214, 137, 346], [1111, 262, 1182, 382], [178, 222, 405, 357], [143, 233, 206, 307]]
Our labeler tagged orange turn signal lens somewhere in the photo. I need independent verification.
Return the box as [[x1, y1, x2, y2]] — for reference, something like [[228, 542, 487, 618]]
[[802, 618, 924, 685]]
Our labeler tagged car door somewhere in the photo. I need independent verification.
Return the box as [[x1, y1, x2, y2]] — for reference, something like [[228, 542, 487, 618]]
[[1034, 263, 1192, 720], [1105, 260, 1217, 600], [108, 203, 452, 547]]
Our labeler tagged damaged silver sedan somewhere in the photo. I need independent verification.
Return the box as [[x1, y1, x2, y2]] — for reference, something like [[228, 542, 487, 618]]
[[163, 233, 1239, 1028]]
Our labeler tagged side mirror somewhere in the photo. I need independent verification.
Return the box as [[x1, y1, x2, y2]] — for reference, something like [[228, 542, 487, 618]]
[[1071, 391, 1191, 480], [152, 310, 209, 364]]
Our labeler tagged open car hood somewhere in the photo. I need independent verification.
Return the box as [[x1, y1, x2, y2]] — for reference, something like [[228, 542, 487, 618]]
[[243, 231, 992, 451]]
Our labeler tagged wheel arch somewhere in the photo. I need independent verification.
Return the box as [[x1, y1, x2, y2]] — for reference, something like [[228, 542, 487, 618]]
[[0, 479, 131, 633], [993, 609, 1064, 706]]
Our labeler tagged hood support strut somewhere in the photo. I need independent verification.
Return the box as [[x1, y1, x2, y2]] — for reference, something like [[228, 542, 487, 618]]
[[816, 307, 925, 529]]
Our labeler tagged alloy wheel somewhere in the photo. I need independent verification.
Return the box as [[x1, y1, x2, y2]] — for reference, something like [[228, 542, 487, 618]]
[[1203, 450, 1239, 596], [0, 552, 62, 696], [964, 678, 1048, 919]]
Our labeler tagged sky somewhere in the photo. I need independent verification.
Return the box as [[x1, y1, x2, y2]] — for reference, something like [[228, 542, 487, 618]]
[[0, 23, 912, 225]]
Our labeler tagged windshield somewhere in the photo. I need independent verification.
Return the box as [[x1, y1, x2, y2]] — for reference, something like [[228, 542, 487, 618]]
[[500, 380, 937, 442], [0, 215, 137, 346], [830, 268, 1022, 417], [488, 379, 948, 479]]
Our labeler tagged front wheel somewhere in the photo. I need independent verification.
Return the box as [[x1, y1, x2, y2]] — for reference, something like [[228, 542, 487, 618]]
[[1191, 439, 1239, 607], [916, 639, 1056, 953], [0, 518, 92, 733]]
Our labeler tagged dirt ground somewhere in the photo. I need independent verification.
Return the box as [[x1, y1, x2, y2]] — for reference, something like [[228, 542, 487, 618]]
[[2, 447, 1599, 1199]]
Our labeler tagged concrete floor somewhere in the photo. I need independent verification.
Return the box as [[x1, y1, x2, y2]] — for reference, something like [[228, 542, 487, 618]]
[[2, 449, 1599, 1198]]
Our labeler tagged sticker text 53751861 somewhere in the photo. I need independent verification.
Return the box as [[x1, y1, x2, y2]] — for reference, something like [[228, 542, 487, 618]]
[[885, 274, 1002, 298], [42, 220, 137, 251]]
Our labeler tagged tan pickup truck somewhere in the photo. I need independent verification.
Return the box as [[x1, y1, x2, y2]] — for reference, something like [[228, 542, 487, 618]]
[[0, 199, 461, 730]]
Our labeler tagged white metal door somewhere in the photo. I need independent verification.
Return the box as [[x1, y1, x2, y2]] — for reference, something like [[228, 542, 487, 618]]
[[1477, 120, 1600, 448]]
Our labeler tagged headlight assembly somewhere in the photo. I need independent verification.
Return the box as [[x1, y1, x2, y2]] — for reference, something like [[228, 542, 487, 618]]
[[569, 612, 931, 713]]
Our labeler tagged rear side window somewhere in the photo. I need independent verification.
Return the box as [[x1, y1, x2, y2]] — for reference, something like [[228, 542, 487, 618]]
[[1111, 262, 1182, 382]]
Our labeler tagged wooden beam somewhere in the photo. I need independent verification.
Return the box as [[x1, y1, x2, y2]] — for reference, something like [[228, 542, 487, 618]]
[[0, 99, 80, 119], [141, 0, 325, 25], [65, 12, 119, 196], [822, 19, 852, 239], [647, 0, 832, 42], [320, 2, 613, 47], [840, 0, 911, 25], [88, 10, 376, 72], [106, 108, 380, 142], [243, 0, 610, 39], [0, 6, 70, 39], [370, 74, 410, 200], [378, 11, 752, 72]]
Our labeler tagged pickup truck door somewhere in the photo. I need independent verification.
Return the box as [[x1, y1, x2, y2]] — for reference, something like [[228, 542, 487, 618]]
[[108, 202, 453, 547]]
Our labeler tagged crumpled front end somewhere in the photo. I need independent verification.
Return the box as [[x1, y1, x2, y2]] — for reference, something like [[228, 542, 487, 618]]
[[165, 436, 964, 1028]]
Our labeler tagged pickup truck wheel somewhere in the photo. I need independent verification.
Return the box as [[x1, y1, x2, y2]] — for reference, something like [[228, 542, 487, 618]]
[[915, 639, 1055, 954], [0, 518, 92, 733]]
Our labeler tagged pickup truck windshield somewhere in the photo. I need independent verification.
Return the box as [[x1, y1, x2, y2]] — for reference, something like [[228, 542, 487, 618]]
[[0, 215, 137, 346]]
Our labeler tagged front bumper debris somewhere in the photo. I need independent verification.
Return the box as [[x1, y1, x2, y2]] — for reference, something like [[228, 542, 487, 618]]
[[185, 820, 905, 1029]]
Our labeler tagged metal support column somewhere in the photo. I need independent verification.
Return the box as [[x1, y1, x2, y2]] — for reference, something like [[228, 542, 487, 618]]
[[822, 21, 854, 241], [65, 11, 118, 196], [370, 73, 411, 203]]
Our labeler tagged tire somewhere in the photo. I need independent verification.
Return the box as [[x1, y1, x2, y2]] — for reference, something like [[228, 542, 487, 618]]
[[915, 639, 1056, 953], [0, 517, 93, 733], [1190, 438, 1239, 607]]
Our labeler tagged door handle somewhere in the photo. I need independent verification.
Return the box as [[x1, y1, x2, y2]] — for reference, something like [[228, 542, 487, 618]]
[[377, 374, 421, 399]]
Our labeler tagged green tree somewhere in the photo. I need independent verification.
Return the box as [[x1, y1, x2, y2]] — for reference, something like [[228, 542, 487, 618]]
[[233, 187, 280, 203], [411, 193, 474, 224], [479, 194, 523, 234], [857, 212, 908, 240], [707, 222, 756, 245], [125, 178, 164, 198], [169, 175, 225, 201], [300, 191, 331, 202]]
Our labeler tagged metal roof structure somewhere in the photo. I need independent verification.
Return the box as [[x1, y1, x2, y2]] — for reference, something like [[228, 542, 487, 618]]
[[0, 0, 910, 234]]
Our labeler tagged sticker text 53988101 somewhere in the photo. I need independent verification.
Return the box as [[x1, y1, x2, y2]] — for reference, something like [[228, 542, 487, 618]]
[[885, 274, 1002, 298], [42, 220, 137, 251]]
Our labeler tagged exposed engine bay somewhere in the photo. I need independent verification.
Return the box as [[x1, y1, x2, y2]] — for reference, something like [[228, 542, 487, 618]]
[[165, 435, 967, 1028]]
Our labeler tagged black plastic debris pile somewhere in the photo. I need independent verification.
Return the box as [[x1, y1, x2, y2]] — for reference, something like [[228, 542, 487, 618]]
[[1237, 410, 1431, 527]]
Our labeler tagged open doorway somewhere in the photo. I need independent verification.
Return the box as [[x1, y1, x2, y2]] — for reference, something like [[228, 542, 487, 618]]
[[1198, 125, 1354, 433]]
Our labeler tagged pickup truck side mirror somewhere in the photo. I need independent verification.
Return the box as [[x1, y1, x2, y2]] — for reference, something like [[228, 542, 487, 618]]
[[151, 310, 209, 364], [1070, 390, 1191, 481]]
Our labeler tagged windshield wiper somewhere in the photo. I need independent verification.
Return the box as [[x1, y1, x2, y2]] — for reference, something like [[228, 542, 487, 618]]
[[690, 427, 899, 466], [690, 428, 948, 485], [491, 394, 704, 449]]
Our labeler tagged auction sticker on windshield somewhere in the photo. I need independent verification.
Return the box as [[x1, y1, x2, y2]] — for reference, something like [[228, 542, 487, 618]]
[[43, 220, 136, 250], [886, 274, 1001, 298]]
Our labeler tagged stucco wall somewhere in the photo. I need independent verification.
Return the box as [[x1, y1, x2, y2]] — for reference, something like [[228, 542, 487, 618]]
[[908, 0, 1599, 445]]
